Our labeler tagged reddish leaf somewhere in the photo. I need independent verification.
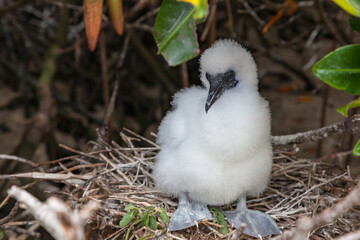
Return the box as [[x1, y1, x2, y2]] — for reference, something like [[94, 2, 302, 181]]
[[84, 0, 104, 51], [107, 0, 124, 36]]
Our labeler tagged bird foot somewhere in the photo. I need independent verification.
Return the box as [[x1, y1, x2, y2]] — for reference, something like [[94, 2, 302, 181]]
[[167, 201, 212, 231], [222, 209, 280, 237]]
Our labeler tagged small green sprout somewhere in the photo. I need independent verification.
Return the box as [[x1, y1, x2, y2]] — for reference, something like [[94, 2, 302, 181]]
[[210, 207, 228, 235], [119, 203, 170, 240]]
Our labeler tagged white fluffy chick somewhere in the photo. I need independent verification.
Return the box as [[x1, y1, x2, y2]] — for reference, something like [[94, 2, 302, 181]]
[[154, 39, 280, 237]]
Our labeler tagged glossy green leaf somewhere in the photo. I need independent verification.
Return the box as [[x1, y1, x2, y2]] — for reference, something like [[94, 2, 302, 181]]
[[120, 209, 139, 228], [350, 17, 360, 32], [353, 139, 360, 156], [313, 44, 360, 94], [153, 0, 199, 66], [337, 98, 360, 116], [149, 216, 158, 230], [333, 0, 360, 17], [159, 208, 170, 224], [210, 208, 228, 235]]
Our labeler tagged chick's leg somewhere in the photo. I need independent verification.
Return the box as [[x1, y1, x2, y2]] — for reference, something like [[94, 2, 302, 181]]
[[222, 194, 280, 237], [167, 193, 212, 231]]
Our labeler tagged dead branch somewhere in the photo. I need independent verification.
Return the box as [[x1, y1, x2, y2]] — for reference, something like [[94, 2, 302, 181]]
[[0, 172, 93, 181], [272, 182, 360, 240], [271, 114, 360, 145], [7, 186, 99, 240]]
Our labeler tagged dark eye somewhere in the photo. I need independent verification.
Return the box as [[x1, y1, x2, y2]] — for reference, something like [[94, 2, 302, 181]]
[[226, 70, 235, 79]]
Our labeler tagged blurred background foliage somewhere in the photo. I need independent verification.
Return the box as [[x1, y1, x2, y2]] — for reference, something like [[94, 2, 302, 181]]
[[1, 0, 360, 175]]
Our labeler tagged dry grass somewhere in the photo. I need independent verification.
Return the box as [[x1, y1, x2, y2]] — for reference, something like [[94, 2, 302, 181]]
[[0, 129, 359, 240]]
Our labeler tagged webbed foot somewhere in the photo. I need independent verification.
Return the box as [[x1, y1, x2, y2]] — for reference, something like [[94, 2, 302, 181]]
[[223, 195, 280, 237], [168, 193, 212, 231]]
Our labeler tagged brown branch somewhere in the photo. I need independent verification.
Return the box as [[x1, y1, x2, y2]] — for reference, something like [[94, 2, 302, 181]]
[[7, 186, 99, 240], [271, 114, 360, 145], [0, 172, 92, 180], [273, 182, 360, 240]]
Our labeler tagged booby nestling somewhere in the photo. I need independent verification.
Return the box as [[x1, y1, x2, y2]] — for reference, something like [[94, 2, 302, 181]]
[[154, 39, 280, 237]]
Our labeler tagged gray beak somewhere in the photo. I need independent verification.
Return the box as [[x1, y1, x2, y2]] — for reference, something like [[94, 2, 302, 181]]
[[205, 70, 238, 113]]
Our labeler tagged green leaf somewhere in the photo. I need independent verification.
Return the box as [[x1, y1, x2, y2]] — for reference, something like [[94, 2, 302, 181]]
[[125, 203, 136, 211], [149, 216, 158, 230], [337, 98, 360, 116], [333, 0, 360, 17], [354, 139, 360, 156], [313, 44, 360, 94], [194, 0, 208, 23], [120, 209, 139, 228], [141, 212, 150, 227], [146, 206, 155, 211], [350, 17, 360, 32], [0, 231, 3, 239], [159, 208, 170, 224], [178, 0, 209, 23], [153, 0, 200, 66], [210, 208, 228, 235]]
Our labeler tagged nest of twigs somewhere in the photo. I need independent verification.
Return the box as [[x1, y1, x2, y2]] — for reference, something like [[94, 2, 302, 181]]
[[0, 129, 359, 240]]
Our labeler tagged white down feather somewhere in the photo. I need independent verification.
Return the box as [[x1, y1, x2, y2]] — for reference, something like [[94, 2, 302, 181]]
[[154, 39, 272, 206]]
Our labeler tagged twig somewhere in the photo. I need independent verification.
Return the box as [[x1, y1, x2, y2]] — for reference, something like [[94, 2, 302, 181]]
[[272, 182, 360, 240], [0, 203, 19, 225], [100, 31, 110, 122], [181, 63, 189, 87], [200, 1, 218, 42], [104, 79, 120, 129], [0, 172, 93, 180], [238, 0, 265, 26], [8, 186, 99, 240], [230, 223, 246, 240], [271, 114, 360, 145], [0, 154, 39, 168]]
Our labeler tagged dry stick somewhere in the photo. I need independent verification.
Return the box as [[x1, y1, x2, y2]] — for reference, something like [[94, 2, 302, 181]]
[[0, 154, 39, 168], [271, 114, 360, 145], [200, 1, 217, 42], [208, 0, 217, 45], [239, 0, 265, 26], [0, 203, 19, 225], [7, 186, 99, 240], [0, 172, 93, 180], [230, 223, 246, 240], [225, 0, 235, 38], [181, 63, 189, 87], [273, 183, 360, 240], [104, 79, 120, 131], [99, 153, 133, 185], [100, 31, 111, 139]]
